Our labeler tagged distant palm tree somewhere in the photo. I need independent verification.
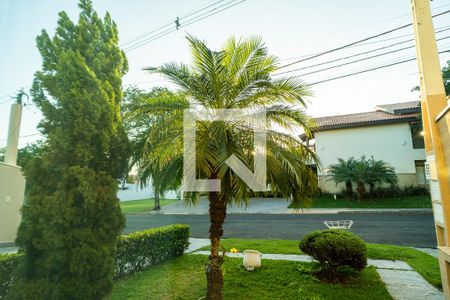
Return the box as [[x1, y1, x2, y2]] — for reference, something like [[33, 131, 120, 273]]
[[328, 157, 358, 198], [328, 156, 398, 200], [137, 35, 319, 300], [364, 156, 398, 195], [354, 158, 368, 201], [124, 87, 184, 210]]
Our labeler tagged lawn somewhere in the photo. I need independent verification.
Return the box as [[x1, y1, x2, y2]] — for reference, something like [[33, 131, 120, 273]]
[[120, 199, 178, 214], [290, 195, 431, 209], [110, 255, 391, 300], [199, 238, 441, 289]]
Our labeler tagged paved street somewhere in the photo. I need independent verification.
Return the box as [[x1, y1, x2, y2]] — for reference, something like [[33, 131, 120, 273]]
[[125, 212, 437, 247]]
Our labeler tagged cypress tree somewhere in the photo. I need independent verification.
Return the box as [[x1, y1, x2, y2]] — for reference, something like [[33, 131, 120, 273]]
[[12, 0, 129, 298]]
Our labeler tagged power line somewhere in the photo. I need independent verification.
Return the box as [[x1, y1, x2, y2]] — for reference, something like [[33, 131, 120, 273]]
[[120, 0, 230, 47], [276, 35, 450, 77], [124, 0, 247, 52], [305, 49, 450, 86], [276, 27, 450, 74], [277, 2, 450, 50], [279, 25, 450, 62], [0, 98, 13, 105], [278, 9, 450, 69], [123, 0, 247, 52], [273, 2, 449, 53], [180, 0, 246, 28], [0, 133, 42, 142]]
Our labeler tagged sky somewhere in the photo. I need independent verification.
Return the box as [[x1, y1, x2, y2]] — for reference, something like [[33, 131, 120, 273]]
[[1, 0, 449, 148]]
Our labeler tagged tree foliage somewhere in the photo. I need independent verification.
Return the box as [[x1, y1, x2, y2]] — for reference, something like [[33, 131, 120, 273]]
[[140, 35, 318, 299], [300, 230, 367, 283], [16, 141, 45, 169], [328, 156, 397, 200], [12, 1, 128, 299], [442, 60, 450, 96], [327, 157, 358, 198], [122, 87, 184, 209]]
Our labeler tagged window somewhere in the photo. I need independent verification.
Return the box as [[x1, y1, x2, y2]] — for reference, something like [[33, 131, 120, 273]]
[[410, 122, 425, 149]]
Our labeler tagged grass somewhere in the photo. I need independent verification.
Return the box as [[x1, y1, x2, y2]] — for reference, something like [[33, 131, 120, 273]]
[[289, 195, 431, 209], [120, 199, 178, 214], [110, 255, 391, 300], [199, 238, 441, 289]]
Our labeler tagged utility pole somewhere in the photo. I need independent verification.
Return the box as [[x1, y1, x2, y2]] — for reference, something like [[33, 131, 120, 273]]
[[411, 0, 450, 297], [4, 90, 25, 165], [0, 91, 26, 244]]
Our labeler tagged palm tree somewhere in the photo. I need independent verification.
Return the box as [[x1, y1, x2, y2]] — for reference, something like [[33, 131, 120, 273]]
[[353, 158, 368, 201], [136, 155, 182, 210], [137, 35, 318, 300], [328, 156, 398, 201], [123, 87, 184, 210], [328, 157, 357, 198], [364, 156, 398, 195]]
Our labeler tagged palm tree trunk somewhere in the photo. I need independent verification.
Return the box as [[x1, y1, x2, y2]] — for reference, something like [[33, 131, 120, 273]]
[[153, 181, 161, 210], [206, 191, 226, 300], [369, 182, 375, 196], [154, 192, 161, 210], [356, 182, 366, 202], [345, 181, 353, 199]]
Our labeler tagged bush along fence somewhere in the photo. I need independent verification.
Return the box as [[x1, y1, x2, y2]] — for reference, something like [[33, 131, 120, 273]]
[[115, 224, 190, 277], [0, 253, 21, 300], [0, 224, 190, 299]]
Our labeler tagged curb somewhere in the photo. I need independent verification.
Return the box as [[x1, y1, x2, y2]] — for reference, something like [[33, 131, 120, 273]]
[[144, 208, 433, 216]]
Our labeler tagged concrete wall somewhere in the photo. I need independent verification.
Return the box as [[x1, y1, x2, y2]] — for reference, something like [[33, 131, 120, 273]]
[[0, 163, 25, 244], [315, 123, 426, 175]]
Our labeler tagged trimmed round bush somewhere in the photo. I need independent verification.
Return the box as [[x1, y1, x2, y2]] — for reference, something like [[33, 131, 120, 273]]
[[299, 230, 367, 282]]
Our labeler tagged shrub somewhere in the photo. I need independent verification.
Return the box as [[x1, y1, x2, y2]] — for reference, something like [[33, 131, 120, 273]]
[[14, 1, 130, 299], [299, 230, 367, 282], [371, 185, 429, 198], [399, 185, 429, 196], [0, 253, 22, 299], [115, 224, 190, 277], [2, 225, 190, 298]]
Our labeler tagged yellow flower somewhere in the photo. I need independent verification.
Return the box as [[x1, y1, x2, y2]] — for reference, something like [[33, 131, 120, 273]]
[[230, 248, 239, 254]]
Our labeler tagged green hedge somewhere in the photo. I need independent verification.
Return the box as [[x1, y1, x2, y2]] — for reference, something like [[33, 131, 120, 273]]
[[0, 253, 22, 300], [115, 224, 190, 277], [0, 224, 190, 298], [300, 229, 367, 282]]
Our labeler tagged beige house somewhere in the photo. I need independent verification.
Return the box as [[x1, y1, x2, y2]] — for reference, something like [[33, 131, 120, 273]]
[[301, 101, 426, 193]]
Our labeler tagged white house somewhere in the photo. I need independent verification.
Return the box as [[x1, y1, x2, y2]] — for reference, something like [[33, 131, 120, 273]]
[[301, 101, 426, 193]]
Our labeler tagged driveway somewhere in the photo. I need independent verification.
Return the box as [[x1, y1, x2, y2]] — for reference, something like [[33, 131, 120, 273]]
[[154, 197, 293, 214]]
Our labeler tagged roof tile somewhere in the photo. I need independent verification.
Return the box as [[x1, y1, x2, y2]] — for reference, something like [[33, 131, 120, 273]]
[[314, 101, 420, 131]]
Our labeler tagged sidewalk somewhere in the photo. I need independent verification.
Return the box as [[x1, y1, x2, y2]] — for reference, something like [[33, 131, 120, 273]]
[[149, 197, 432, 215]]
